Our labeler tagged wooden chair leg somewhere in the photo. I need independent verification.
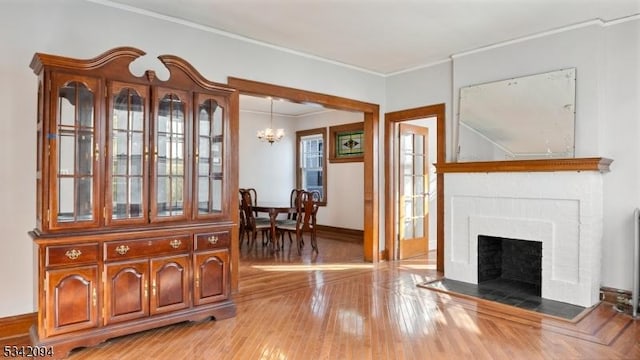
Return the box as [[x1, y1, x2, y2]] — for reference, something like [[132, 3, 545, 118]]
[[311, 232, 318, 253], [296, 232, 303, 255]]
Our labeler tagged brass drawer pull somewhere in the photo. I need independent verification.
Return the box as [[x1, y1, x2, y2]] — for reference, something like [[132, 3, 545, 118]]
[[115, 245, 130, 255], [65, 249, 82, 260], [170, 239, 182, 249], [207, 235, 219, 245]]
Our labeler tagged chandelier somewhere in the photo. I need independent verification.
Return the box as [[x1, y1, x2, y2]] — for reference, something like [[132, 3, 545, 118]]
[[257, 98, 285, 144]]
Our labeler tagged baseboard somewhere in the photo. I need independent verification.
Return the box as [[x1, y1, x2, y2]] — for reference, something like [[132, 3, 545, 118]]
[[316, 225, 363, 243], [600, 286, 635, 314], [0, 312, 36, 341]]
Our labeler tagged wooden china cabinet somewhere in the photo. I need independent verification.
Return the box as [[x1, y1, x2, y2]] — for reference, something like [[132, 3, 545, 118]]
[[29, 47, 238, 358]]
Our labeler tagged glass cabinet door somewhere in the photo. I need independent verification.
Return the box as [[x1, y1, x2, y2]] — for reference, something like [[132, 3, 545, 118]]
[[107, 82, 149, 225], [50, 74, 101, 229], [151, 88, 189, 222], [194, 94, 225, 218]]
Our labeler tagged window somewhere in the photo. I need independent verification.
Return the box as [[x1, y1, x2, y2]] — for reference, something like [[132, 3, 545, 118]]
[[296, 128, 327, 205]]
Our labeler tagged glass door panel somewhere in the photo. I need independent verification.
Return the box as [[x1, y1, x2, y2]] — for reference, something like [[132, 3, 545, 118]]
[[194, 96, 225, 218], [108, 83, 148, 224], [398, 123, 429, 259], [152, 89, 188, 221], [51, 75, 100, 229]]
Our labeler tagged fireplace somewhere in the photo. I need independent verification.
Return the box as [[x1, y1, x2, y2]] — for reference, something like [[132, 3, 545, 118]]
[[438, 159, 611, 308], [478, 235, 542, 295]]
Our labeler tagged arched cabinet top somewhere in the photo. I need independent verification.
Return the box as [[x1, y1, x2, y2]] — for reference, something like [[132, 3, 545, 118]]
[[30, 47, 234, 95], [30, 47, 146, 75]]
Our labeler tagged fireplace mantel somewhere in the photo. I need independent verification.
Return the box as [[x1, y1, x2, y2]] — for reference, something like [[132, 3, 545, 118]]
[[436, 157, 612, 174]]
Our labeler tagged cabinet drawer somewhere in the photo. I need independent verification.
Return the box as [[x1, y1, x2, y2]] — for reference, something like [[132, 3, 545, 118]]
[[194, 231, 230, 251], [46, 243, 99, 267], [105, 236, 190, 261]]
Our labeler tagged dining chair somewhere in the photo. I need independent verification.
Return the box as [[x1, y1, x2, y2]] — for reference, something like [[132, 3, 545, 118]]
[[276, 190, 320, 254], [275, 189, 305, 247], [239, 188, 271, 248]]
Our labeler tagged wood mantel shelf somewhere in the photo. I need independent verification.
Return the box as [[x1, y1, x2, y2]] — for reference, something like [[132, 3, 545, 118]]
[[435, 157, 612, 174]]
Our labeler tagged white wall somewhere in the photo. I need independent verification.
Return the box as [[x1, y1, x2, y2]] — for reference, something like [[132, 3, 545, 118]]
[[238, 110, 297, 203], [387, 18, 640, 293], [601, 19, 640, 291], [0, 1, 384, 318]]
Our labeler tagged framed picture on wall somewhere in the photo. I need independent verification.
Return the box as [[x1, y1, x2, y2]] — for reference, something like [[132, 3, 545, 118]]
[[329, 122, 364, 163]]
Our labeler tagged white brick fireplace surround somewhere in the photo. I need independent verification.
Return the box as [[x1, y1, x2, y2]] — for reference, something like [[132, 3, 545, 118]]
[[440, 159, 612, 308]]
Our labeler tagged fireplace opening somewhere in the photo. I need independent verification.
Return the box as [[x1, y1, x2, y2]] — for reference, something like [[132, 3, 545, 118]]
[[478, 235, 542, 297]]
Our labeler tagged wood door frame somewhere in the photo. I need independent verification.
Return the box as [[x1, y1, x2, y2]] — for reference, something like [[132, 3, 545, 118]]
[[385, 104, 445, 272], [227, 77, 380, 291]]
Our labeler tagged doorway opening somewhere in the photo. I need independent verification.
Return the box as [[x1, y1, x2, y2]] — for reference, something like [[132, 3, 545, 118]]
[[228, 77, 380, 291], [385, 104, 445, 271]]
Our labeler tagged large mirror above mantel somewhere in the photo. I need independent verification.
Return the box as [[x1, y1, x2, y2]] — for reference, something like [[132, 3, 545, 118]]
[[456, 68, 576, 162]]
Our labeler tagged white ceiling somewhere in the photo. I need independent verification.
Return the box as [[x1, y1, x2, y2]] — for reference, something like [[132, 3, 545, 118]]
[[98, 0, 639, 115], [102, 0, 638, 75]]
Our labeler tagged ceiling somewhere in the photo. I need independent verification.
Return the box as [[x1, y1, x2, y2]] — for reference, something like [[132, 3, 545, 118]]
[[99, 0, 639, 115], [103, 0, 638, 75]]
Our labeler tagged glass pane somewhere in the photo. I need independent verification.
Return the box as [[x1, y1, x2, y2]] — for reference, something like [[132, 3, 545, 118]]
[[170, 177, 183, 214], [131, 132, 143, 156], [131, 153, 142, 177], [403, 155, 413, 175], [130, 177, 143, 218], [212, 106, 223, 136], [131, 93, 144, 131], [415, 217, 424, 237], [157, 134, 168, 159], [157, 177, 168, 215], [172, 156, 184, 176], [212, 147, 222, 174], [211, 179, 222, 213], [414, 176, 424, 195], [199, 159, 210, 176], [198, 177, 209, 213], [199, 138, 210, 160], [199, 113, 210, 136], [403, 175, 413, 197], [112, 177, 127, 219], [404, 199, 413, 218], [77, 86, 94, 128], [157, 158, 167, 177], [59, 133, 75, 175], [76, 177, 93, 220], [77, 131, 93, 175], [173, 136, 184, 161], [414, 155, 424, 174], [415, 197, 424, 217], [157, 114, 169, 133], [58, 177, 74, 222], [403, 220, 414, 239], [114, 131, 127, 156], [113, 91, 129, 130], [415, 134, 424, 151], [58, 85, 75, 127], [402, 134, 413, 153]]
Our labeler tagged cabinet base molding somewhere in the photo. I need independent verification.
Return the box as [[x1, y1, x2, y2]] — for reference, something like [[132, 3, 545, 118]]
[[30, 300, 236, 360]]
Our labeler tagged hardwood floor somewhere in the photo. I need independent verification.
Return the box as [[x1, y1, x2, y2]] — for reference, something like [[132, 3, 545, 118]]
[[22, 236, 640, 359]]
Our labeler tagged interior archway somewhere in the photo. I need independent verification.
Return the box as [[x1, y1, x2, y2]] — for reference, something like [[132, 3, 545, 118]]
[[227, 77, 380, 291]]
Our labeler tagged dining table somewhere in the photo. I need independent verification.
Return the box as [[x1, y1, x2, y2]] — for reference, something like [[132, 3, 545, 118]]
[[253, 203, 296, 251]]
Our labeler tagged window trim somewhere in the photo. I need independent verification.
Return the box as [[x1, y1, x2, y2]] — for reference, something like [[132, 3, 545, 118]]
[[296, 127, 327, 206]]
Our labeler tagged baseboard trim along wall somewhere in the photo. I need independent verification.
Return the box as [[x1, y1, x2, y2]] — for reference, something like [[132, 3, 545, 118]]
[[315, 225, 363, 243], [0, 312, 36, 341]]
